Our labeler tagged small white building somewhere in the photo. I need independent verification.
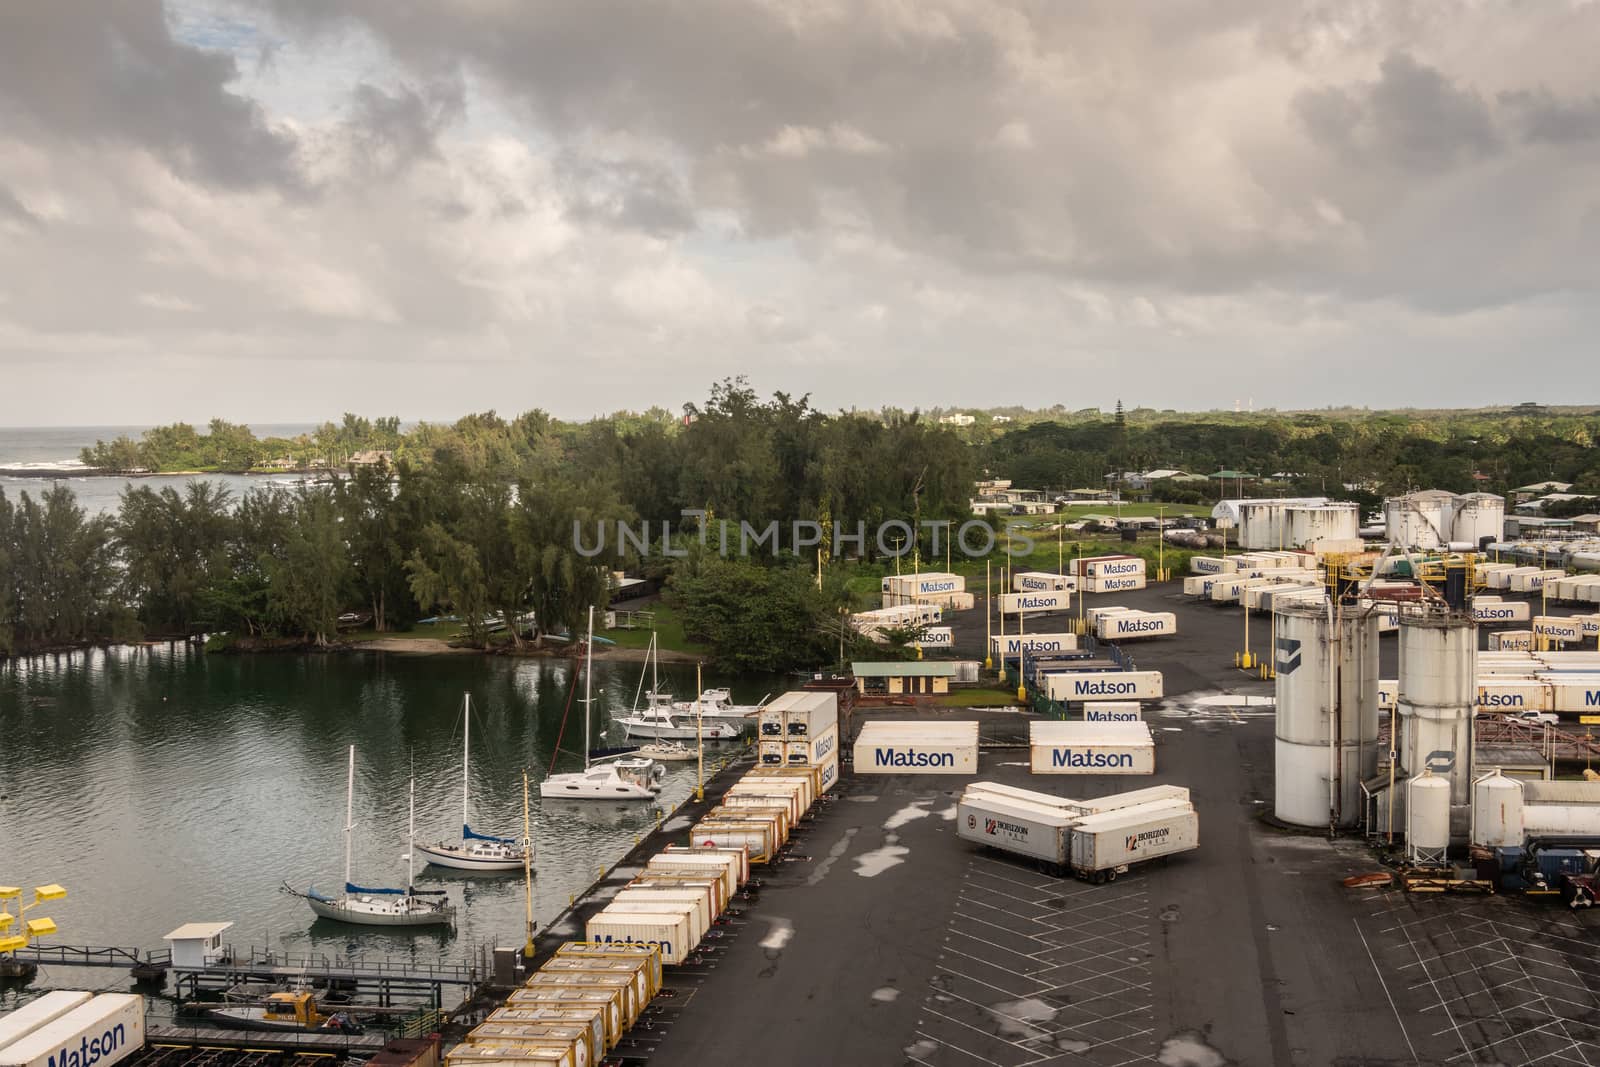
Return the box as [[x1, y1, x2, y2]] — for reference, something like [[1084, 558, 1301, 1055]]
[[164, 922, 233, 969], [939, 413, 976, 427]]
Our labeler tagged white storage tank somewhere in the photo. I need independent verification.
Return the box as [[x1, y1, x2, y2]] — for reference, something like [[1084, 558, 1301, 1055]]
[[1383, 491, 1452, 549], [1406, 772, 1451, 866], [1396, 613, 1476, 839], [1451, 493, 1505, 545], [1272, 603, 1381, 828], [1470, 769, 1524, 849]]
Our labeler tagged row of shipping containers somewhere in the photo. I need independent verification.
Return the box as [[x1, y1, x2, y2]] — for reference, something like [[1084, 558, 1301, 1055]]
[[955, 781, 1197, 881], [1072, 555, 1147, 593], [988, 631, 1079, 659], [0, 993, 144, 1067], [756, 690, 840, 773], [881, 572, 974, 610], [1477, 563, 1568, 593], [1546, 574, 1600, 604], [1189, 551, 1316, 576]]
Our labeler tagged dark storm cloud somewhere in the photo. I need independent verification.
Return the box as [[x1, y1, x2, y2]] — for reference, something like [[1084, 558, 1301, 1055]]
[[558, 156, 696, 237], [0, 186, 38, 227], [0, 0, 299, 188], [1500, 89, 1600, 145], [344, 78, 465, 177]]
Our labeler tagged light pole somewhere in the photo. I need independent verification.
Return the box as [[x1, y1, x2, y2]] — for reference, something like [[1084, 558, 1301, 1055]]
[[1075, 542, 1085, 637], [1156, 505, 1166, 582], [984, 559, 993, 670], [0, 884, 66, 956]]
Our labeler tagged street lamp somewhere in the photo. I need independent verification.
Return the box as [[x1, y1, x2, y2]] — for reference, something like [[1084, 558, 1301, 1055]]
[[1156, 505, 1166, 582]]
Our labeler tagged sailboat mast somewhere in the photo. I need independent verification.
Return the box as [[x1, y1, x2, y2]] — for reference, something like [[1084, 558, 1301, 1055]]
[[462, 694, 471, 837], [522, 769, 535, 956], [343, 745, 355, 889], [651, 632, 658, 700], [408, 776, 416, 891], [582, 605, 594, 771]]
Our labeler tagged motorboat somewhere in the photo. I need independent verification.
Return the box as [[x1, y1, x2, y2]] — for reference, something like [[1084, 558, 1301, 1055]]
[[282, 748, 455, 928], [414, 694, 530, 872], [672, 688, 768, 723], [207, 988, 362, 1033], [616, 705, 741, 741], [540, 607, 665, 801]]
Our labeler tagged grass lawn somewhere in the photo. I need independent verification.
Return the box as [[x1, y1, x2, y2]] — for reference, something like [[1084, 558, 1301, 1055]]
[[937, 687, 1021, 707], [602, 600, 710, 655]]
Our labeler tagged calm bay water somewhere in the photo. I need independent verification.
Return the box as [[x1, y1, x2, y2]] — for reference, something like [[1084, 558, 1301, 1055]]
[[0, 645, 771, 974]]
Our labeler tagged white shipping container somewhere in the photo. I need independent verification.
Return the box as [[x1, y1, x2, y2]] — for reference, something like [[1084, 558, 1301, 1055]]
[[0, 995, 144, 1067], [962, 782, 1079, 810], [503, 991, 622, 1048], [853, 721, 980, 775], [483, 1009, 608, 1061], [989, 632, 1078, 658], [783, 724, 839, 766], [467, 1025, 598, 1067], [1475, 682, 1553, 712], [739, 770, 817, 813], [999, 591, 1072, 615], [1099, 612, 1176, 640], [758, 690, 837, 737], [583, 911, 696, 967], [648, 851, 740, 897], [1548, 680, 1600, 713], [1473, 601, 1531, 625], [1182, 576, 1217, 597], [1084, 558, 1145, 579], [0, 993, 94, 1053], [918, 627, 955, 648], [1086, 575, 1147, 593], [1511, 569, 1566, 593], [956, 796, 1074, 865], [1030, 740, 1155, 775], [757, 740, 785, 765], [601, 898, 707, 946], [1043, 670, 1164, 702], [1068, 808, 1200, 872], [1533, 617, 1583, 643], [726, 782, 804, 824], [1060, 786, 1191, 816], [690, 819, 776, 861], [1489, 630, 1534, 651], [1189, 556, 1233, 575], [882, 571, 965, 597], [1014, 571, 1078, 593], [1082, 702, 1142, 722], [611, 889, 713, 933]]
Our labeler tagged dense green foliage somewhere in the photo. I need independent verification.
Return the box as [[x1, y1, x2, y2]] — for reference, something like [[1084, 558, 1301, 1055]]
[[8, 384, 1598, 666]]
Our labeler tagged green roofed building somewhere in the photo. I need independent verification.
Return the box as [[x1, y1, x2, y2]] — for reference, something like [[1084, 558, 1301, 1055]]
[[851, 661, 958, 696]]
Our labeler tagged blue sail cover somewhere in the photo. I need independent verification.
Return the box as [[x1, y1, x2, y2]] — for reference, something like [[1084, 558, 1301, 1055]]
[[464, 823, 518, 845], [345, 882, 405, 895]]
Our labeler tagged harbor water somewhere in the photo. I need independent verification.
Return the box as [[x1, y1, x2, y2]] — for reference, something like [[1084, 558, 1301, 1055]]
[[0, 644, 772, 972]]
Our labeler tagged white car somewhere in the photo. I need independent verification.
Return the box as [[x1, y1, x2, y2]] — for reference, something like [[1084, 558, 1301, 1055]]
[[1512, 710, 1559, 726]]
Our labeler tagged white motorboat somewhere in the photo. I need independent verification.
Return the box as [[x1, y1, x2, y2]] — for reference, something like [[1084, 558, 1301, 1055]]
[[617, 705, 741, 740], [283, 748, 455, 928], [540, 607, 665, 801], [414, 694, 530, 872], [673, 687, 769, 723]]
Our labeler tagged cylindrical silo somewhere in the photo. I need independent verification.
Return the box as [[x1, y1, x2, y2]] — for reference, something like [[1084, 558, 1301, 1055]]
[[1396, 612, 1477, 841], [1406, 771, 1451, 866], [1470, 769, 1524, 849], [1451, 493, 1505, 546], [1273, 602, 1380, 828], [1384, 492, 1448, 549]]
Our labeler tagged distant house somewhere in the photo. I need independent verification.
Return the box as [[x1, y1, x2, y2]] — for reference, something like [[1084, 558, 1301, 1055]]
[[1513, 480, 1573, 502], [257, 456, 297, 471], [1516, 492, 1594, 514], [940, 413, 976, 427], [1569, 514, 1600, 534], [1062, 488, 1115, 502], [349, 449, 394, 467], [992, 415, 1012, 424]]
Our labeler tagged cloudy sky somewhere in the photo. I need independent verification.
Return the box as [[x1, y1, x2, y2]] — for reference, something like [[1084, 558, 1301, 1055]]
[[2, 1, 1598, 425]]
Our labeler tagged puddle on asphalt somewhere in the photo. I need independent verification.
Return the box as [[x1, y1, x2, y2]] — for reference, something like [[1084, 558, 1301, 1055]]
[[1157, 1031, 1230, 1067], [884, 801, 934, 830], [759, 917, 793, 951], [854, 843, 910, 877], [871, 986, 900, 1002], [992, 997, 1058, 1037]]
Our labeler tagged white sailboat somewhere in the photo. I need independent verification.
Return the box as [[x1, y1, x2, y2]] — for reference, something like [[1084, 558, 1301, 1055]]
[[672, 687, 770, 724], [540, 606, 665, 800], [617, 702, 742, 741], [283, 747, 455, 928], [414, 695, 530, 872]]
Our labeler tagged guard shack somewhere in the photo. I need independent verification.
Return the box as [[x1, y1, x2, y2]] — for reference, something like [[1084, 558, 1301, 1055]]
[[164, 922, 233, 969], [852, 661, 956, 697]]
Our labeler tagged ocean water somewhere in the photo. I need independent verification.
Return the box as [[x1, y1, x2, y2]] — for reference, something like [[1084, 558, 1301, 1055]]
[[0, 424, 322, 515]]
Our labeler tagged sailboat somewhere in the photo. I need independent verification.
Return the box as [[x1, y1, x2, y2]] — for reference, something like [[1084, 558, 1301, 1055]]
[[414, 695, 530, 872], [282, 747, 455, 927], [540, 606, 665, 800]]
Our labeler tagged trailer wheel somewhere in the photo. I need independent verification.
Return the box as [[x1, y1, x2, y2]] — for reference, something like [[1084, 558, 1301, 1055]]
[[1105, 869, 1118, 883]]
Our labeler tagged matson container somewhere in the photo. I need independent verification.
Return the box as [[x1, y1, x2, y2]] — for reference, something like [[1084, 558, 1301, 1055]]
[[1068, 806, 1200, 877], [1030, 722, 1155, 775], [1083, 702, 1142, 723], [0, 994, 145, 1067], [1489, 630, 1534, 651], [705, 803, 789, 845], [583, 910, 696, 968], [757, 691, 837, 738], [482, 1010, 607, 1059], [595, 901, 706, 950], [720, 792, 800, 827], [852, 721, 980, 775], [517, 974, 639, 1029], [785, 725, 838, 767], [1189, 556, 1234, 575], [1475, 682, 1553, 712], [1533, 617, 1583, 644], [1473, 601, 1531, 625], [1547, 678, 1600, 713], [537, 953, 665, 1006], [725, 782, 805, 824], [816, 753, 839, 793], [463, 1026, 595, 1067], [1086, 575, 1147, 593], [655, 845, 747, 892], [503, 991, 622, 1048], [999, 591, 1072, 615], [956, 794, 1076, 870], [614, 884, 718, 929], [918, 627, 955, 648], [1097, 612, 1176, 640], [1079, 556, 1144, 579], [989, 632, 1078, 658], [1014, 571, 1078, 593], [757, 740, 785, 766], [553, 944, 662, 999], [0, 992, 93, 1053], [740, 766, 822, 810], [445, 1044, 584, 1067], [1043, 670, 1163, 702]]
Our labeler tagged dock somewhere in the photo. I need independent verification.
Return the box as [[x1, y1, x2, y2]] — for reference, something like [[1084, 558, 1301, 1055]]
[[143, 1026, 388, 1055]]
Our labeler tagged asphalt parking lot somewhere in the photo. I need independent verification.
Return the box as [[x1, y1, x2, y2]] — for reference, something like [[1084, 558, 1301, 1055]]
[[629, 582, 1600, 1066]]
